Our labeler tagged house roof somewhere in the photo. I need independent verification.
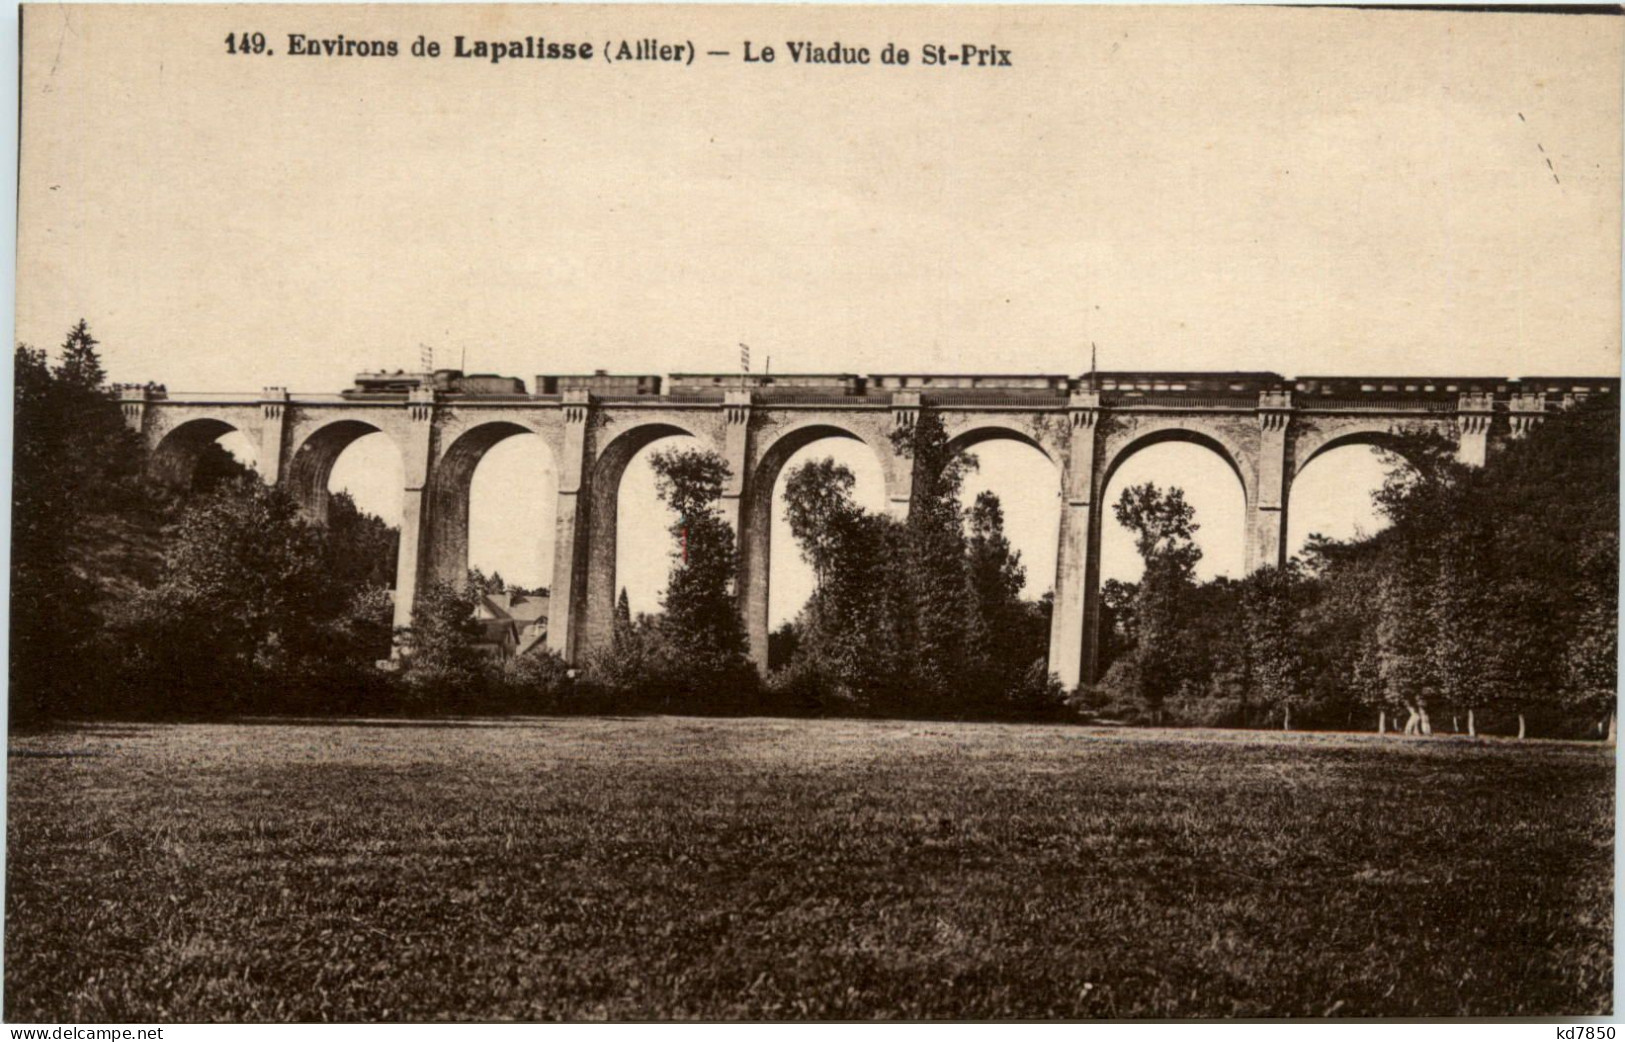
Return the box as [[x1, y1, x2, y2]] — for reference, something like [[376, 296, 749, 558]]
[[506, 594, 548, 623], [477, 591, 548, 623], [476, 618, 520, 645], [517, 628, 550, 657]]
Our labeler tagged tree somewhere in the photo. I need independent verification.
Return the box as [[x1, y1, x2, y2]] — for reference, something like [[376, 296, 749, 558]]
[[1428, 498, 1499, 737], [11, 325, 147, 720], [1115, 482, 1204, 572], [1566, 530, 1618, 741], [108, 477, 342, 712], [891, 410, 976, 708], [1489, 401, 1618, 738], [1239, 563, 1307, 730], [155, 479, 337, 659], [648, 447, 752, 699], [54, 319, 106, 390], [11, 345, 81, 719], [324, 491, 399, 592], [1372, 552, 1438, 736], [779, 457, 910, 710], [1097, 578, 1139, 676], [402, 580, 486, 702], [334, 583, 396, 670], [1112, 483, 1202, 724], [1297, 539, 1390, 732], [963, 491, 1057, 713], [767, 620, 802, 673], [783, 457, 859, 587], [601, 585, 653, 688], [965, 491, 1026, 630]]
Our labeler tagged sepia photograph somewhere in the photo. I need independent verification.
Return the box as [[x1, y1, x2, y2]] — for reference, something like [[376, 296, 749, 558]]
[[5, 1, 1620, 1023]]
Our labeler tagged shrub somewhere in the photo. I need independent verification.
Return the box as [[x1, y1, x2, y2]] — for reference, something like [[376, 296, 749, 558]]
[[490, 649, 575, 712], [1004, 659, 1068, 719]]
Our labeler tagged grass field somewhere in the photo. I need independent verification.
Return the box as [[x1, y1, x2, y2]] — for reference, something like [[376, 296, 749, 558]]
[[4, 717, 1614, 1020]]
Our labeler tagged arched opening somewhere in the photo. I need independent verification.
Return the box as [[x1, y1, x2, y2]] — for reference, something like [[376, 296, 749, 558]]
[[470, 436, 557, 592], [1091, 433, 1250, 686], [151, 418, 257, 489], [288, 421, 401, 525], [312, 431, 405, 608], [952, 434, 1062, 604], [323, 433, 404, 526], [751, 428, 890, 670], [579, 423, 701, 654], [210, 430, 259, 481], [424, 422, 556, 593], [1288, 440, 1414, 561], [1098, 437, 1248, 585]]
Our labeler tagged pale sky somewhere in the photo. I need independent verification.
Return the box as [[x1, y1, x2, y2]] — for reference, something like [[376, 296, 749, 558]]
[[21, 4, 1621, 622]]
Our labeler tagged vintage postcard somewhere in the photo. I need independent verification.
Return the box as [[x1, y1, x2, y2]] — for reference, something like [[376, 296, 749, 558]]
[[8, 3, 1620, 1025]]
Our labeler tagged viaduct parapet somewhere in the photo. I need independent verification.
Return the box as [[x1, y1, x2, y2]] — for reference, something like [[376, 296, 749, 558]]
[[117, 369, 1618, 688]]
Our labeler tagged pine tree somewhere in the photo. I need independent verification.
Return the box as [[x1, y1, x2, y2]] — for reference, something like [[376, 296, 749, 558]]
[[54, 319, 106, 390]]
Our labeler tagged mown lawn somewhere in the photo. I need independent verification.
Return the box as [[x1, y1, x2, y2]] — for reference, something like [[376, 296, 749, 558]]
[[4, 717, 1614, 1020]]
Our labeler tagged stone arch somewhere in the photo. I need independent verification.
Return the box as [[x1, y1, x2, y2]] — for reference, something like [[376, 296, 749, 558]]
[[943, 420, 1064, 610], [1081, 421, 1255, 685], [740, 419, 895, 671], [579, 421, 699, 655], [1285, 423, 1439, 562], [285, 419, 398, 524], [425, 420, 556, 588], [945, 424, 1058, 469], [1099, 424, 1254, 511], [150, 417, 246, 487], [1292, 423, 1437, 480]]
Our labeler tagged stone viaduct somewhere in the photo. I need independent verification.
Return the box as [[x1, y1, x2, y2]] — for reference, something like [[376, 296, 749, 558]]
[[118, 369, 1617, 689]]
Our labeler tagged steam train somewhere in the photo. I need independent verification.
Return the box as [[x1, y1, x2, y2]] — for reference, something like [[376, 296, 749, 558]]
[[347, 369, 526, 396]]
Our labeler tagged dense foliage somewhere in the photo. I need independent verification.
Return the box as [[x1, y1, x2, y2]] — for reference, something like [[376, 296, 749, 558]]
[[1087, 403, 1619, 738], [770, 411, 1061, 718], [11, 326, 408, 719], [11, 323, 148, 720]]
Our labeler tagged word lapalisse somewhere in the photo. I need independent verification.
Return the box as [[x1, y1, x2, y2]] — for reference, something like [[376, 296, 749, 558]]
[[452, 36, 594, 62]]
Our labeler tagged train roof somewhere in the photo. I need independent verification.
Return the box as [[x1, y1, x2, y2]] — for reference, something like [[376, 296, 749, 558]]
[[1084, 370, 1287, 381], [668, 372, 861, 378], [1511, 376, 1619, 388]]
